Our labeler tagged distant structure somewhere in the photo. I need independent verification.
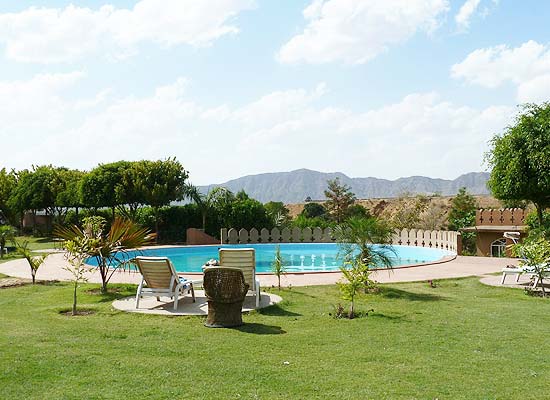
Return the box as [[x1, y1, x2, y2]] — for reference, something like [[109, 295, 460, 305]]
[[462, 208, 527, 257]]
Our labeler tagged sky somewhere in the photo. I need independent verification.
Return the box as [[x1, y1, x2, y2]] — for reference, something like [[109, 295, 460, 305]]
[[0, 0, 549, 185]]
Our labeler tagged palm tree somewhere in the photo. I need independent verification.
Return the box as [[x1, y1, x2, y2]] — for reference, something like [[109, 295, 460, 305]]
[[334, 216, 395, 267], [0, 225, 16, 258], [334, 216, 396, 318], [187, 185, 230, 231], [55, 217, 155, 294]]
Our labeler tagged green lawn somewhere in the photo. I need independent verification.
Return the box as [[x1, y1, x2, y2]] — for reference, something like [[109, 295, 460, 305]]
[[0, 236, 56, 265], [1, 278, 550, 399]]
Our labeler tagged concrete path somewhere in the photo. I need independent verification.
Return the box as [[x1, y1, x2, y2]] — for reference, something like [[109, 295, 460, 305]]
[[0, 251, 519, 287], [113, 290, 282, 316]]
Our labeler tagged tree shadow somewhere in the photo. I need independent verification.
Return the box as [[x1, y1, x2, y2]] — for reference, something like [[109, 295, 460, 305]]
[[378, 287, 446, 302], [233, 323, 286, 335], [367, 312, 406, 321], [258, 303, 301, 317]]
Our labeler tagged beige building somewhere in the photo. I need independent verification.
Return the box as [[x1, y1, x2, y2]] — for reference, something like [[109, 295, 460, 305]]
[[463, 208, 527, 257]]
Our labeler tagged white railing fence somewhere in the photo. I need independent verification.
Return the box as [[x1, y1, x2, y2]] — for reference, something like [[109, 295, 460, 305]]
[[221, 227, 460, 253]]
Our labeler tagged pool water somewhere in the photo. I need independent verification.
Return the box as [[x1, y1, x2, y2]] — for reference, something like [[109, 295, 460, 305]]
[[86, 243, 453, 273]]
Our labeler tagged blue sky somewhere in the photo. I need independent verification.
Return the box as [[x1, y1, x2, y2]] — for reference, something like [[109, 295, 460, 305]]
[[0, 0, 548, 185]]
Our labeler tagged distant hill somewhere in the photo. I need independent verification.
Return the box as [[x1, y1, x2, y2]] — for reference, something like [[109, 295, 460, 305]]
[[199, 169, 491, 203]]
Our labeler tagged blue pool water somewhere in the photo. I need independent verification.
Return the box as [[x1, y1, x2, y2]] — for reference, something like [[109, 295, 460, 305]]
[[86, 243, 454, 273]]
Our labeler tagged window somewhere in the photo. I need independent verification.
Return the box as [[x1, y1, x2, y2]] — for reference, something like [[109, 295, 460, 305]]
[[491, 238, 507, 257]]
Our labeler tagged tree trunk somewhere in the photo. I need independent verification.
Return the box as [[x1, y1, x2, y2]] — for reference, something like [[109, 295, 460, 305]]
[[202, 212, 207, 231], [72, 280, 78, 315], [31, 270, 36, 284], [536, 203, 544, 226], [349, 299, 355, 319], [154, 207, 160, 244]]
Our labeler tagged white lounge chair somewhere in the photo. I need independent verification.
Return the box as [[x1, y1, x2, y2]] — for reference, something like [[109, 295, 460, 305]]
[[219, 248, 261, 308], [133, 256, 195, 310]]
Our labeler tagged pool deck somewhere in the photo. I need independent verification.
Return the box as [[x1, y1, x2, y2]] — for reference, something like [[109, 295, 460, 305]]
[[0, 250, 519, 287]]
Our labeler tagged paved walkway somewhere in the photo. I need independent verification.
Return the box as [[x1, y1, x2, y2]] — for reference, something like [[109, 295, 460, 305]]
[[0, 251, 519, 287]]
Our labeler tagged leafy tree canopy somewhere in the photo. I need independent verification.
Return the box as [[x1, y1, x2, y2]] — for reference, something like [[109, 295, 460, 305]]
[[487, 103, 550, 224], [324, 177, 356, 223]]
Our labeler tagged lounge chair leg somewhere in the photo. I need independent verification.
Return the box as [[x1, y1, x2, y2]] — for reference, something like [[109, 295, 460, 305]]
[[516, 273, 521, 282], [190, 283, 195, 303], [135, 295, 140, 309], [501, 273, 506, 285]]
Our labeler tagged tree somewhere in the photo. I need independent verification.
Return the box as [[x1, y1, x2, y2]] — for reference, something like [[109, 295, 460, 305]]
[[301, 202, 327, 219], [187, 186, 230, 231], [80, 161, 132, 219], [335, 216, 395, 268], [55, 216, 156, 293], [334, 216, 395, 319], [63, 234, 94, 315], [14, 240, 47, 284], [448, 188, 477, 254], [228, 197, 270, 230], [271, 245, 286, 290], [133, 158, 189, 240], [0, 168, 17, 224], [324, 178, 356, 223], [487, 103, 550, 225], [265, 201, 290, 228], [9, 166, 59, 230], [0, 225, 16, 258]]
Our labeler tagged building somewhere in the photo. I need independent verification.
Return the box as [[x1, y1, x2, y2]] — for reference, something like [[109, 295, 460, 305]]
[[462, 208, 527, 257]]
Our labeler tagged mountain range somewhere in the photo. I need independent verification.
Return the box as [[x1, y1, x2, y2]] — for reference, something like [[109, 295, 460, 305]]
[[199, 169, 491, 203]]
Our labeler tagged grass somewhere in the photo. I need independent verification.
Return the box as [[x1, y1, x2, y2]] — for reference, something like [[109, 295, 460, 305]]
[[0, 236, 56, 265], [1, 278, 550, 399]]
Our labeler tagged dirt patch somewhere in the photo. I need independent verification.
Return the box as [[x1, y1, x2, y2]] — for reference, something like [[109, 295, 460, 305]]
[[0, 277, 31, 288], [59, 309, 96, 316], [85, 287, 122, 295]]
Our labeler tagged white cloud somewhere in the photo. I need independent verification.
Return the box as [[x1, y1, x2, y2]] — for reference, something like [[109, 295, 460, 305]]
[[278, 0, 449, 65], [0, 75, 513, 183], [0, 0, 255, 63], [455, 0, 481, 31], [451, 40, 550, 102]]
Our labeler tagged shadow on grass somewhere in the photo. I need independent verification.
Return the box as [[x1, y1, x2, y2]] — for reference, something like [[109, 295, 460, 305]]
[[368, 312, 406, 321], [233, 323, 286, 335], [258, 303, 301, 317], [378, 287, 446, 302], [34, 237, 54, 243], [86, 286, 136, 302]]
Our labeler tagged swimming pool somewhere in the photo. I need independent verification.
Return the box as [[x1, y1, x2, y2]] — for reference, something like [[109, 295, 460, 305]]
[[86, 243, 454, 273]]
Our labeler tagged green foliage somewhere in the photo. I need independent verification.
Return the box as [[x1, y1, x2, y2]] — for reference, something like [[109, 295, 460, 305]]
[[387, 194, 428, 230], [301, 202, 327, 219], [80, 161, 132, 211], [337, 261, 374, 319], [0, 225, 16, 258], [228, 197, 270, 230], [0, 168, 17, 224], [448, 188, 477, 255], [291, 214, 334, 229], [513, 237, 550, 296], [187, 186, 231, 231], [335, 216, 395, 268], [55, 217, 156, 293], [265, 201, 291, 228], [525, 210, 550, 241], [271, 245, 287, 290], [335, 216, 395, 318], [346, 204, 371, 219], [486, 103, 550, 225], [14, 239, 48, 284], [324, 177, 356, 223], [63, 236, 93, 315]]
